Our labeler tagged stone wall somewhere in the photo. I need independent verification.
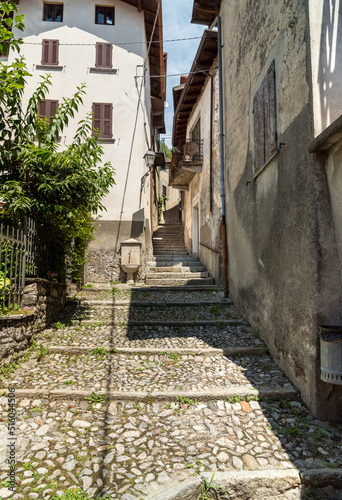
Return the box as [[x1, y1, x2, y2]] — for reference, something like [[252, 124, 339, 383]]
[[0, 279, 67, 368]]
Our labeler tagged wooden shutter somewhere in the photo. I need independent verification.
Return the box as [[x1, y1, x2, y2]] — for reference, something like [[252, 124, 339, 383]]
[[265, 60, 277, 160], [41, 39, 59, 65], [38, 99, 59, 123], [103, 104, 112, 137], [253, 60, 277, 175], [92, 103, 102, 135], [95, 42, 112, 68], [253, 84, 265, 175]]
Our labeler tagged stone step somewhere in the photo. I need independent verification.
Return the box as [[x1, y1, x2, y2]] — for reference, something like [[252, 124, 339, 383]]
[[153, 251, 189, 256], [148, 256, 200, 263], [147, 266, 206, 273], [3, 350, 293, 396], [145, 277, 214, 286], [0, 386, 297, 401], [146, 271, 209, 278]]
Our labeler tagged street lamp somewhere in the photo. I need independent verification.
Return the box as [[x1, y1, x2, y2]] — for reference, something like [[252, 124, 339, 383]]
[[144, 149, 156, 168]]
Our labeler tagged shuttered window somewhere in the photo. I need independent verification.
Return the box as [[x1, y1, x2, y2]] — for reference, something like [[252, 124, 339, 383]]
[[92, 103, 113, 138], [253, 60, 277, 176], [41, 39, 59, 65], [38, 99, 59, 123], [95, 42, 112, 68]]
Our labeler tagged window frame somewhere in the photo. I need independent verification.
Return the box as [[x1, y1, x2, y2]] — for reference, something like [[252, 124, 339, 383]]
[[41, 39, 59, 66], [38, 99, 59, 124], [253, 60, 278, 176], [43, 3, 64, 22], [95, 5, 115, 25], [95, 42, 113, 68], [92, 102, 113, 139]]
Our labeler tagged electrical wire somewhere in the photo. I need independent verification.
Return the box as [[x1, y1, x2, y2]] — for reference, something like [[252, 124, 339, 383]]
[[22, 35, 215, 47]]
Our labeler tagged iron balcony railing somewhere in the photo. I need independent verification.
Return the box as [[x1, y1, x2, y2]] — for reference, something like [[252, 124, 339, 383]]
[[169, 139, 203, 185]]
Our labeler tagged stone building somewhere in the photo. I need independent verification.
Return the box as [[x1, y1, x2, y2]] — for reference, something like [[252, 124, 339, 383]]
[[190, 0, 342, 420], [6, 0, 166, 282], [170, 30, 223, 285]]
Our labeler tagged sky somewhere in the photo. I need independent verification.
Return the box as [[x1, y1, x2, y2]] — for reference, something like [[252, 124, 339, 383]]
[[160, 0, 205, 147]]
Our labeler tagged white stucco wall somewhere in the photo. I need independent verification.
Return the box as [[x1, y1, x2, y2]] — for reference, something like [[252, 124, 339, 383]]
[[309, 0, 342, 135], [8, 0, 152, 222]]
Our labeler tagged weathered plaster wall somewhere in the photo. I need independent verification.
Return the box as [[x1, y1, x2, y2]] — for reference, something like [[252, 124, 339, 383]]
[[308, 0, 342, 136], [221, 0, 342, 419], [324, 139, 342, 291], [182, 69, 222, 284]]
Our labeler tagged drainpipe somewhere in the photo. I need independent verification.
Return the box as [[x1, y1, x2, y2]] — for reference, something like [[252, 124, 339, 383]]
[[217, 15, 229, 297]]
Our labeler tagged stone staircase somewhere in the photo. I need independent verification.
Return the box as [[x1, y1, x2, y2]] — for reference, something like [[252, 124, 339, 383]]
[[146, 223, 213, 286], [0, 283, 342, 499]]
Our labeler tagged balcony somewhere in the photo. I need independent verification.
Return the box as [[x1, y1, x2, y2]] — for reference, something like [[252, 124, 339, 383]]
[[169, 139, 203, 190]]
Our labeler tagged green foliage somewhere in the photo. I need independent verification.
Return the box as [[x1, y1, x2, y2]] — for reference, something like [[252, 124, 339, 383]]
[[0, 3, 115, 282], [84, 392, 106, 404], [37, 343, 49, 361]]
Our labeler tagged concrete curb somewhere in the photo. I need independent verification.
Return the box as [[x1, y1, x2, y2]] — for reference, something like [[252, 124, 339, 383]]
[[0, 386, 297, 401]]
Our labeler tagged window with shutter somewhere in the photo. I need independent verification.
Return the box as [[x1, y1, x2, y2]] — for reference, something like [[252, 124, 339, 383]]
[[41, 39, 59, 65], [92, 103, 113, 139], [95, 6, 115, 25], [38, 99, 59, 124], [43, 3, 63, 22], [253, 60, 277, 176], [95, 42, 112, 68]]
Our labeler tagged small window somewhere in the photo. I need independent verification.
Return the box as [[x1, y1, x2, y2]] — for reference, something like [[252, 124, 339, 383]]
[[95, 42, 112, 68], [191, 117, 201, 143], [95, 5, 115, 25], [162, 185, 167, 197], [43, 3, 63, 22], [253, 60, 277, 176], [38, 99, 59, 124], [92, 103, 113, 138], [41, 39, 59, 65]]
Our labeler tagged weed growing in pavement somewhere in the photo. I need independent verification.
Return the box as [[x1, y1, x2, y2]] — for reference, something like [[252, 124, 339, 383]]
[[303, 481, 322, 500], [64, 380, 75, 386], [91, 347, 118, 358], [283, 425, 301, 438], [85, 392, 106, 404], [176, 395, 198, 407], [214, 320, 225, 329], [168, 352, 179, 362], [22, 461, 34, 470], [198, 471, 226, 500], [209, 304, 221, 315], [51, 488, 113, 499], [312, 427, 328, 441], [141, 395, 155, 406], [226, 394, 259, 404]]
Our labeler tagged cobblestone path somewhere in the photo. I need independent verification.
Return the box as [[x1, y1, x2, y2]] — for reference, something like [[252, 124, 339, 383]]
[[1, 284, 342, 500]]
